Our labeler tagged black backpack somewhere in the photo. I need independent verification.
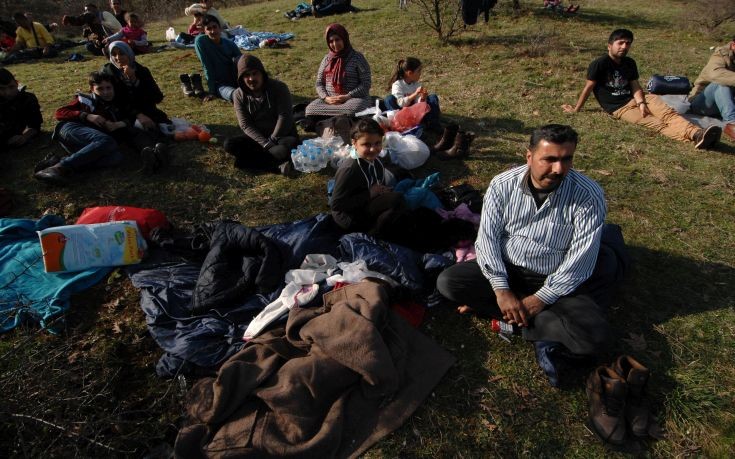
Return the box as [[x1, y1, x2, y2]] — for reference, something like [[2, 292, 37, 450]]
[[436, 183, 484, 213]]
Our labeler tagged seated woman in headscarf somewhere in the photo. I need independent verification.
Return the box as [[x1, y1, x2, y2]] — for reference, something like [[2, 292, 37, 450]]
[[100, 41, 170, 132], [303, 23, 372, 126]]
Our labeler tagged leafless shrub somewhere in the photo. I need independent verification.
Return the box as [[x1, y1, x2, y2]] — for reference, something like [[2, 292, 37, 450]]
[[412, 0, 464, 42]]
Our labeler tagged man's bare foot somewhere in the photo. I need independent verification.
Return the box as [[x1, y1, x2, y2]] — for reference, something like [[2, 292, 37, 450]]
[[456, 305, 474, 314]]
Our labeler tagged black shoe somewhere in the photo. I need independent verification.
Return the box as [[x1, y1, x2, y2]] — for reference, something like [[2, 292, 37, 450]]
[[189, 73, 206, 98], [179, 73, 194, 97], [154, 142, 169, 170], [141, 147, 157, 174], [296, 117, 317, 133], [279, 160, 299, 178], [693, 125, 722, 149], [34, 164, 69, 186], [34, 153, 62, 173]]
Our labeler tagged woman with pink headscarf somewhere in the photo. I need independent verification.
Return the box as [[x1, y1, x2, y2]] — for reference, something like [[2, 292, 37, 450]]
[[303, 23, 372, 125]]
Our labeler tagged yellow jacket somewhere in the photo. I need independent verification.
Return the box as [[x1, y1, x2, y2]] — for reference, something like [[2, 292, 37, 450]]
[[15, 22, 54, 48]]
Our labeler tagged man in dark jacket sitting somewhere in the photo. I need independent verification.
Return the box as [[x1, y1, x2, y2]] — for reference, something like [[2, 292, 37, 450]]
[[223, 54, 300, 177]]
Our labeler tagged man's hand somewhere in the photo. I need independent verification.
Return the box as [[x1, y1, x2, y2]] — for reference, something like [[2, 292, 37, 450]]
[[638, 102, 651, 117], [86, 114, 108, 127], [136, 113, 156, 130], [369, 184, 391, 198], [561, 104, 578, 113], [104, 120, 126, 131], [202, 94, 217, 103], [521, 294, 546, 318], [122, 64, 137, 81], [495, 289, 529, 327]]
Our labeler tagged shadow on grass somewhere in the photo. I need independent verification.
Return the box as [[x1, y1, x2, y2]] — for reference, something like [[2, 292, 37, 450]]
[[419, 243, 733, 454], [604, 244, 733, 448], [570, 10, 665, 28]]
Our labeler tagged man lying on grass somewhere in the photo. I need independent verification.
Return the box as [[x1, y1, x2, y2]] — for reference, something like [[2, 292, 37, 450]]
[[562, 28, 721, 150], [436, 124, 626, 387]]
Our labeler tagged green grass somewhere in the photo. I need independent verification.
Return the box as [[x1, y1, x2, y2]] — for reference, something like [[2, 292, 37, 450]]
[[1, 0, 735, 456]]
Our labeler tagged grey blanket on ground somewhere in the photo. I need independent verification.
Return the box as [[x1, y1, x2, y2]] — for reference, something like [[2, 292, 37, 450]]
[[175, 281, 455, 458]]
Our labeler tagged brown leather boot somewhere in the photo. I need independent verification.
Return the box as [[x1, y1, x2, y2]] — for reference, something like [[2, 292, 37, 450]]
[[436, 130, 471, 160], [586, 366, 628, 445], [432, 123, 458, 151], [613, 355, 652, 438]]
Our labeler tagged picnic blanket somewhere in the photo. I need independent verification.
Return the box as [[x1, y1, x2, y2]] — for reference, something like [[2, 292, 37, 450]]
[[175, 281, 456, 458], [229, 26, 295, 50], [0, 216, 111, 333], [129, 213, 453, 377]]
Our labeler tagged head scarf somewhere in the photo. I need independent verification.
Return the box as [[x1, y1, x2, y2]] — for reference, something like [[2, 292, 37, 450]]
[[108, 41, 136, 70], [324, 23, 352, 95]]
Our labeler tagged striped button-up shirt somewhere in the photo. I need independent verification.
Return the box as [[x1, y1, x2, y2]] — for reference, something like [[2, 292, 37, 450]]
[[475, 165, 607, 305]]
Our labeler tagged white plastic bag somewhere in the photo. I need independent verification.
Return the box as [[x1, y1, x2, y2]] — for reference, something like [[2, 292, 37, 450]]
[[383, 131, 430, 170], [165, 27, 176, 41], [356, 99, 382, 117]]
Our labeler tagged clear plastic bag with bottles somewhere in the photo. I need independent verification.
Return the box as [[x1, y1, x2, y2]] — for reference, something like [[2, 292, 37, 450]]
[[291, 137, 346, 173]]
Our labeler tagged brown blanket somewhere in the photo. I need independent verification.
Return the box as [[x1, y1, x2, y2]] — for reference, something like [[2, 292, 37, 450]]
[[175, 281, 455, 458]]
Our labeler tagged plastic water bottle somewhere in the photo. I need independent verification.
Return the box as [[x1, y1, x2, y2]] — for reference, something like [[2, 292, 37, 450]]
[[300, 150, 310, 172]]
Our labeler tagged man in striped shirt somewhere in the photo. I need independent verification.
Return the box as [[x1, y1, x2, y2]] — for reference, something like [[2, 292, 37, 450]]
[[437, 124, 623, 387]]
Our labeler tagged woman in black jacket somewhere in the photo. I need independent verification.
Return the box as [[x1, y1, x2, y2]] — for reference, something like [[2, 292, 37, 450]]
[[101, 40, 170, 131]]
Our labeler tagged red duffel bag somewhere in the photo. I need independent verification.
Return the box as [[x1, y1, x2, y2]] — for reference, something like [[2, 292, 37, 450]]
[[75, 206, 171, 240]]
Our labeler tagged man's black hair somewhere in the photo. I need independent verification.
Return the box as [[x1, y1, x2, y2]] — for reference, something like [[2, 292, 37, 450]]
[[0, 68, 16, 85], [85, 3, 98, 9], [608, 28, 634, 44], [201, 14, 220, 28], [88, 71, 115, 87], [529, 124, 578, 150], [13, 12, 27, 22]]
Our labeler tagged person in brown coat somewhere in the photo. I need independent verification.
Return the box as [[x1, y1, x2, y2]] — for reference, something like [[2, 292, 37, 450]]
[[688, 36, 735, 141]]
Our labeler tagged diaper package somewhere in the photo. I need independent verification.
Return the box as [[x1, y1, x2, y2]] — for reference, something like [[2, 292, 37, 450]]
[[38, 221, 147, 273]]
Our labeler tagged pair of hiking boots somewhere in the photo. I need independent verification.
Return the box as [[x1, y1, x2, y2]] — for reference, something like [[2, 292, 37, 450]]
[[586, 355, 664, 448], [180, 73, 206, 98], [432, 124, 475, 160]]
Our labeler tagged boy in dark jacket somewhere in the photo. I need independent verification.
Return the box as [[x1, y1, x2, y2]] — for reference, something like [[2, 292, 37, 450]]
[[223, 54, 300, 176], [34, 71, 162, 185], [0, 68, 41, 149]]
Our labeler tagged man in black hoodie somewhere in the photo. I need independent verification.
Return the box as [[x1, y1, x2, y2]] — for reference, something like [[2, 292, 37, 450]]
[[223, 54, 300, 177]]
